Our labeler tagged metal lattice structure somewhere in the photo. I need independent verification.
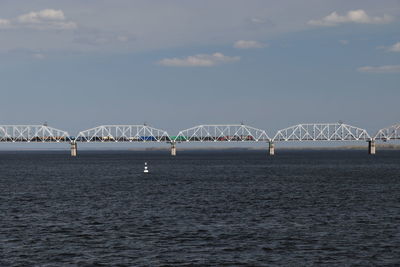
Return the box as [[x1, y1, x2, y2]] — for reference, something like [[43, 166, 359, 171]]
[[76, 125, 170, 142], [174, 124, 270, 142], [0, 125, 71, 142], [375, 124, 400, 141], [273, 123, 371, 142]]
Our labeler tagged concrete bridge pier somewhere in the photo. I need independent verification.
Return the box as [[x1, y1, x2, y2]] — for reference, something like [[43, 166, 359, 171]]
[[71, 141, 77, 157], [171, 142, 176, 156], [268, 141, 275, 156], [368, 140, 376, 155]]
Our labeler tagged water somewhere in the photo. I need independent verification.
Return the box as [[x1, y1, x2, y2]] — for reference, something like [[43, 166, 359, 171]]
[[1, 150, 399, 266]]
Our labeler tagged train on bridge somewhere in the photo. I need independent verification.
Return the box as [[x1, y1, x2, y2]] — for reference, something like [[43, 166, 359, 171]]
[[0, 123, 398, 156]]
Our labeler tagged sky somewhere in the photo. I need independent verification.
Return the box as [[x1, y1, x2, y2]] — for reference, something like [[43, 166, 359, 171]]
[[0, 0, 399, 143]]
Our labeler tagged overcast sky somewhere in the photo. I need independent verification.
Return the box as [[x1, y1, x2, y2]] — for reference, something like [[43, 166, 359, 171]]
[[0, 0, 399, 138]]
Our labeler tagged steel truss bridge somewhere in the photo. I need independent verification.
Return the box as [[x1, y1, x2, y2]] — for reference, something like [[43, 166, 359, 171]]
[[0, 123, 398, 156]]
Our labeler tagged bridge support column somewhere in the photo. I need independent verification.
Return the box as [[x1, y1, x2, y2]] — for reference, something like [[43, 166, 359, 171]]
[[171, 142, 176, 156], [368, 140, 376, 155], [71, 141, 77, 157], [268, 141, 275, 156]]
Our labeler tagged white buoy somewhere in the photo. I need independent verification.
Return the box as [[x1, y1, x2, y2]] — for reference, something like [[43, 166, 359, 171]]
[[144, 162, 149, 173]]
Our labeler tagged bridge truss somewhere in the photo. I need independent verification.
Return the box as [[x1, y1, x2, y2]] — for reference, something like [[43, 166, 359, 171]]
[[76, 125, 170, 142], [0, 122, 393, 156], [0, 125, 70, 142], [375, 124, 400, 141], [273, 123, 371, 142], [174, 124, 270, 142]]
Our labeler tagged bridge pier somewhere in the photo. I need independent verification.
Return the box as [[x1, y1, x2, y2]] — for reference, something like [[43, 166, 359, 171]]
[[368, 140, 376, 155], [71, 141, 77, 157], [268, 141, 275, 156], [171, 142, 176, 156]]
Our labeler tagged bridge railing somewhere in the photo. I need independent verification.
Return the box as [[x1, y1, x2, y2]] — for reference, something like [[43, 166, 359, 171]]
[[0, 125, 71, 142]]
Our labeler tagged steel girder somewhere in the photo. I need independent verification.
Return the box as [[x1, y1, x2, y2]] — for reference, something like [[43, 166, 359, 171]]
[[75, 125, 170, 142], [375, 124, 400, 141], [273, 123, 371, 142], [0, 125, 71, 142], [174, 124, 270, 142]]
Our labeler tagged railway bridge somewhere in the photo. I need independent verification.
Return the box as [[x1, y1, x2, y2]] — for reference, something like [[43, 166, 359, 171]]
[[0, 122, 398, 156]]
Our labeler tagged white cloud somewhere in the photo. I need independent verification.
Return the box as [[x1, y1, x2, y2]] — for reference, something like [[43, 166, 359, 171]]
[[246, 17, 275, 28], [358, 65, 400, 73], [308, 9, 393, 27], [0, 18, 11, 28], [234, 40, 266, 49], [2, 9, 77, 30], [387, 42, 400, 52], [250, 18, 265, 24], [18, 9, 65, 23], [158, 52, 240, 67]]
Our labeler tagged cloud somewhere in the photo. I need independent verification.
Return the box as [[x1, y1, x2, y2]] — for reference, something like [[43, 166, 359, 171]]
[[339, 40, 349, 45], [1, 2, 399, 54], [1, 9, 77, 30], [245, 17, 275, 29], [387, 42, 400, 52], [158, 52, 240, 67], [308, 9, 393, 27], [358, 65, 400, 73], [234, 40, 266, 49], [0, 18, 11, 28], [18, 9, 65, 23]]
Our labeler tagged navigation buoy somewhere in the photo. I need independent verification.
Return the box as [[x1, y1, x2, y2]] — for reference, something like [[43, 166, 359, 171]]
[[144, 162, 149, 173]]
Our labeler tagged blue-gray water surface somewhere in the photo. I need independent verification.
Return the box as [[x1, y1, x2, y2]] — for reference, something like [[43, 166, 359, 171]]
[[0, 150, 399, 266]]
